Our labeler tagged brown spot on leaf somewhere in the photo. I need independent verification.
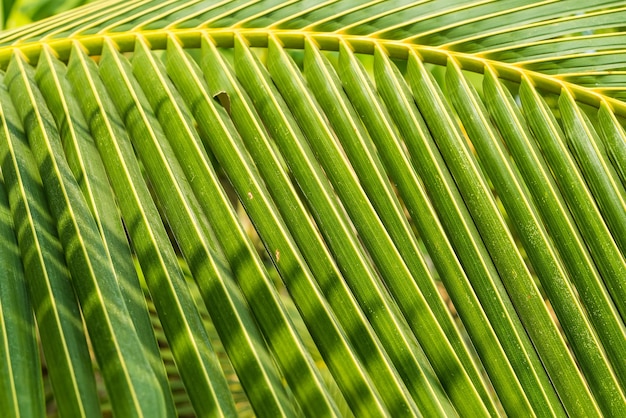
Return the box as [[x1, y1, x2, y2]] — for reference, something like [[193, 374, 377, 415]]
[[213, 90, 231, 116]]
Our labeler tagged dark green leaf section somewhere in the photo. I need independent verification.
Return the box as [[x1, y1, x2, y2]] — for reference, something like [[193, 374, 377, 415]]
[[0, 73, 101, 418], [33, 45, 177, 417], [5, 49, 169, 418], [65, 42, 238, 418], [0, 165, 43, 417]]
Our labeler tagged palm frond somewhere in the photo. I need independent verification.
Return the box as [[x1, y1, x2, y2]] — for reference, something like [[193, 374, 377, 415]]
[[0, 1, 625, 417]]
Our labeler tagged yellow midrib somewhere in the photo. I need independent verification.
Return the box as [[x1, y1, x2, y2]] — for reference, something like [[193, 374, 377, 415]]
[[1, 27, 624, 118]]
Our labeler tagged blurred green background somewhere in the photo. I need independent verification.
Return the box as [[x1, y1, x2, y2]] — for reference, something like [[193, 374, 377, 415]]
[[1, 0, 97, 30]]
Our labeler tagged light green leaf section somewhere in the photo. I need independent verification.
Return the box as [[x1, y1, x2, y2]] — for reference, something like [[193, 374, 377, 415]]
[[336, 40, 534, 417], [484, 68, 626, 390], [446, 58, 625, 415], [559, 91, 626, 256], [226, 34, 450, 417], [130, 35, 341, 418], [229, 34, 435, 417], [598, 101, 626, 191], [268, 35, 490, 417], [301, 37, 496, 416], [408, 50, 598, 417], [164, 34, 390, 418], [519, 79, 626, 322], [373, 45, 565, 418], [238, 36, 441, 417]]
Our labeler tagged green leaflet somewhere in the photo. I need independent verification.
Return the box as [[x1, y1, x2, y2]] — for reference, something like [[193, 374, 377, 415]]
[[519, 78, 626, 323], [0, 73, 100, 418], [598, 102, 626, 188], [269, 36, 489, 417], [407, 50, 595, 417], [559, 91, 626, 256], [337, 41, 534, 417], [484, 68, 626, 390], [0, 170, 43, 417], [229, 34, 450, 417], [301, 38, 495, 416], [374, 45, 563, 417], [231, 35, 427, 417]]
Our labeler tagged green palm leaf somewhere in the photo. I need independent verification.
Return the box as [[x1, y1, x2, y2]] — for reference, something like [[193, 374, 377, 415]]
[[0, 1, 625, 416]]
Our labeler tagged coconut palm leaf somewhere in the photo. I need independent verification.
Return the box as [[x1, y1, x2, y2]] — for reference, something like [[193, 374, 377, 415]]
[[0, 0, 625, 416]]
